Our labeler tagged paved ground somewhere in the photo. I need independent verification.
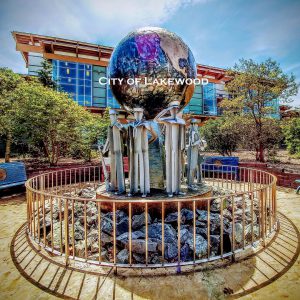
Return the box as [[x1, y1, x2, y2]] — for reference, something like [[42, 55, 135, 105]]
[[0, 187, 299, 300]]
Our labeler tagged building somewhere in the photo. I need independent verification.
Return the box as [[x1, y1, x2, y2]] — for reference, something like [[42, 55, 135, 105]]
[[13, 31, 279, 121], [279, 105, 300, 119]]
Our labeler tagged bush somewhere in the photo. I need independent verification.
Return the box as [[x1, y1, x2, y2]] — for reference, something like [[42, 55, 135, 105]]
[[283, 118, 300, 157], [201, 117, 240, 156]]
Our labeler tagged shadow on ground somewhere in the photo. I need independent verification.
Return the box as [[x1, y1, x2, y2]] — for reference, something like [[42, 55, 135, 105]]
[[9, 212, 299, 300]]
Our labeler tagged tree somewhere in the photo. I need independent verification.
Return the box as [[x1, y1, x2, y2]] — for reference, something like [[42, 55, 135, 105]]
[[70, 109, 110, 161], [13, 81, 94, 166], [221, 58, 298, 162], [238, 116, 283, 158], [201, 117, 241, 156], [0, 68, 24, 162], [37, 59, 57, 89], [282, 118, 300, 157]]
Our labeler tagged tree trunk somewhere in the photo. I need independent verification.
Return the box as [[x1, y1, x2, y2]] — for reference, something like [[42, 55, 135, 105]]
[[256, 143, 265, 162], [255, 148, 259, 161], [5, 132, 12, 163], [50, 145, 59, 166], [255, 120, 265, 162]]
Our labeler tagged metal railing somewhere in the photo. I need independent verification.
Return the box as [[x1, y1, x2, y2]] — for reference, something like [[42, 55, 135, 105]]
[[26, 164, 277, 268]]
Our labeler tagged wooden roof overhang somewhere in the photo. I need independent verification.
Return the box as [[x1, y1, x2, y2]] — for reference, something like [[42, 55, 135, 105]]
[[13, 31, 231, 83], [12, 31, 113, 67]]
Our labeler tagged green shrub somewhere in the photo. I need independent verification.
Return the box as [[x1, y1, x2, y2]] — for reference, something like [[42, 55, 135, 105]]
[[283, 118, 300, 156]]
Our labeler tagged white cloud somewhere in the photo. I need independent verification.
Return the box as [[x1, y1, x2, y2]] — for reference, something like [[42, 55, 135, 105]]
[[0, 0, 209, 73]]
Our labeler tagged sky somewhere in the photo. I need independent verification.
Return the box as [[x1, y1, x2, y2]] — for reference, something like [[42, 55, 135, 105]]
[[0, 0, 299, 106]]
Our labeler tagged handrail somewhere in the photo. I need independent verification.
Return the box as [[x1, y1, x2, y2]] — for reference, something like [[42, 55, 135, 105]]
[[25, 164, 277, 269]]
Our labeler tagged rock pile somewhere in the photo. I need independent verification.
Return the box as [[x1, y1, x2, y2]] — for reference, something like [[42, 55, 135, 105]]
[[41, 186, 261, 265]]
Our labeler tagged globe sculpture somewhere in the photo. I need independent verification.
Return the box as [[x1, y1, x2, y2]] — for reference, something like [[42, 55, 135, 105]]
[[109, 27, 197, 119]]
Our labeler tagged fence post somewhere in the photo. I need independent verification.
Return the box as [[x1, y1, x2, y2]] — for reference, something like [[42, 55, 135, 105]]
[[64, 198, 69, 266]]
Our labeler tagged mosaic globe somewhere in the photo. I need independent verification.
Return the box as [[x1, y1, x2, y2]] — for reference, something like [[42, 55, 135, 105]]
[[108, 27, 197, 119]]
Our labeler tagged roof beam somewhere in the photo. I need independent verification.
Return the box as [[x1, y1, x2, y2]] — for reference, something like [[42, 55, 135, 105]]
[[43, 52, 109, 66], [16, 42, 43, 53]]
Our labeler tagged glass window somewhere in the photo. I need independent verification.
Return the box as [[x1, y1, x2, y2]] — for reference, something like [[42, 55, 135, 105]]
[[28, 65, 42, 75], [59, 67, 76, 78], [78, 86, 85, 96], [107, 87, 120, 108], [94, 87, 106, 98], [60, 77, 76, 84], [60, 84, 76, 94], [85, 80, 91, 87], [203, 83, 217, 115], [78, 64, 85, 70], [85, 86, 91, 95], [62, 61, 76, 69], [78, 69, 85, 79], [52, 59, 93, 106], [28, 55, 44, 67]]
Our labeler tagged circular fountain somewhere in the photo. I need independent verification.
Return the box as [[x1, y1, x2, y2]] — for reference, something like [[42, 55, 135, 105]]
[[25, 27, 278, 272]]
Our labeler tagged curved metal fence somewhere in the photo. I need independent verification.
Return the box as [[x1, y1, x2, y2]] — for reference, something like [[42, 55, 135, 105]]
[[26, 164, 277, 268]]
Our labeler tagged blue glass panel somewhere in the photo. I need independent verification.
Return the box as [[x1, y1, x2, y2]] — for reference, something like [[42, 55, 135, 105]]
[[85, 97, 92, 106], [62, 61, 76, 69], [183, 106, 190, 113], [203, 83, 217, 115], [59, 67, 76, 77], [78, 69, 85, 79], [85, 86, 92, 95], [78, 86, 85, 95], [78, 64, 85, 70], [60, 84, 76, 94], [78, 79, 85, 86], [107, 87, 120, 108], [85, 70, 91, 78], [60, 77, 76, 84], [266, 98, 280, 119], [53, 60, 95, 107], [77, 95, 85, 106]]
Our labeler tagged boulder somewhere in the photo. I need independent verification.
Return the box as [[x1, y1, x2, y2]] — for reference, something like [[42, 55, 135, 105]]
[[78, 187, 96, 199], [145, 223, 177, 244], [39, 216, 51, 234], [132, 213, 151, 230], [117, 249, 129, 264], [89, 249, 108, 261], [210, 235, 220, 254], [133, 253, 145, 264], [105, 210, 127, 222], [158, 242, 178, 260], [116, 231, 145, 246], [210, 198, 222, 212], [165, 209, 194, 224], [187, 234, 208, 258], [116, 217, 129, 236], [72, 223, 85, 240], [196, 210, 219, 222], [131, 239, 158, 254], [234, 222, 243, 244], [196, 227, 207, 238], [180, 228, 192, 244], [181, 208, 194, 222], [75, 240, 86, 257], [180, 243, 191, 262], [196, 220, 206, 227], [100, 217, 113, 235], [165, 212, 178, 223], [149, 254, 161, 264]]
